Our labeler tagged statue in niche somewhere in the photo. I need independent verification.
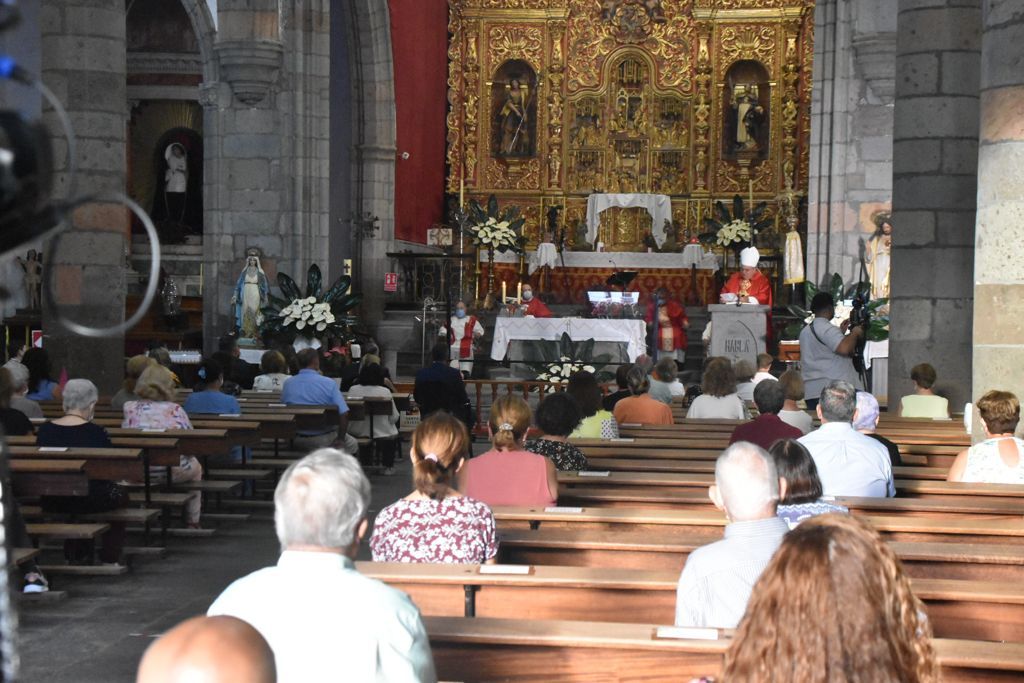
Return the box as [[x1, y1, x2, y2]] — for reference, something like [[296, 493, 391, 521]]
[[163, 142, 188, 219], [732, 84, 766, 151], [17, 249, 41, 311], [499, 78, 531, 157], [150, 128, 203, 243], [866, 211, 893, 300], [231, 249, 270, 340]]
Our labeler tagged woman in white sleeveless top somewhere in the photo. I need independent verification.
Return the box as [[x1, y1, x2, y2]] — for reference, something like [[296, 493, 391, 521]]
[[947, 390, 1024, 484]]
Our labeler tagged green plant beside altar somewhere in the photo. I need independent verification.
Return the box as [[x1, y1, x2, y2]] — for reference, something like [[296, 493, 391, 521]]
[[526, 333, 614, 386], [781, 273, 889, 342], [259, 264, 362, 345]]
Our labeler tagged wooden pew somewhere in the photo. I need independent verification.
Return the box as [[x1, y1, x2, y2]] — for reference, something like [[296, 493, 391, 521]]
[[495, 528, 1024, 581], [360, 562, 1024, 642], [587, 456, 947, 480], [425, 616, 1024, 682], [491, 506, 1024, 545], [10, 459, 89, 497], [556, 485, 1024, 520]]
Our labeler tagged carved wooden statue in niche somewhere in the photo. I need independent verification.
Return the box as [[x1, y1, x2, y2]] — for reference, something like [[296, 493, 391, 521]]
[[733, 84, 766, 152], [494, 67, 536, 158]]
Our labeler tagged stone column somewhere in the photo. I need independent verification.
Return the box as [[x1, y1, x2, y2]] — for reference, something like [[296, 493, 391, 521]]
[[40, 0, 128, 394], [972, 1, 1024, 403], [887, 0, 981, 410]]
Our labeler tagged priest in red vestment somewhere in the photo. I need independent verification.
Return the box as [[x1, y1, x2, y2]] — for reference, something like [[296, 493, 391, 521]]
[[520, 284, 552, 318], [645, 287, 690, 362], [721, 247, 773, 307]]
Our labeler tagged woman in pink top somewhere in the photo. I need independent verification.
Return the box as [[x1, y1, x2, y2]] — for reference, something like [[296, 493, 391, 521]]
[[457, 394, 558, 507]]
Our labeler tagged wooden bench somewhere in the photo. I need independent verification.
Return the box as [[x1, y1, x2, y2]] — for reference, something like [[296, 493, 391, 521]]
[[11, 548, 39, 568], [425, 616, 1024, 682], [496, 528, 1024, 581], [360, 561, 1024, 643], [10, 459, 89, 497], [586, 457, 947, 480], [491, 506, 1024, 545]]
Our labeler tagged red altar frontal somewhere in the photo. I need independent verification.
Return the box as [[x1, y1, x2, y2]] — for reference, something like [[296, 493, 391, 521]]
[[481, 261, 719, 307]]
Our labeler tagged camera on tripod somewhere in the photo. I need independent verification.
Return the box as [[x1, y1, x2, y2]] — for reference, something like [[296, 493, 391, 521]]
[[849, 292, 870, 329]]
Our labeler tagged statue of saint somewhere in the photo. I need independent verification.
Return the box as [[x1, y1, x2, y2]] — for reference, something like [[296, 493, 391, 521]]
[[732, 85, 765, 151], [17, 249, 41, 310], [231, 250, 270, 339], [499, 79, 530, 156], [866, 212, 892, 300], [570, 220, 592, 251], [163, 142, 188, 223]]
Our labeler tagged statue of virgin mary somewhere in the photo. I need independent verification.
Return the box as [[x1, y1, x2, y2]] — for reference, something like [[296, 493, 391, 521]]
[[231, 250, 270, 339]]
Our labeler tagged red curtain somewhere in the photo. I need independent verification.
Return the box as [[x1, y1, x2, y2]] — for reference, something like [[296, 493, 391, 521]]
[[388, 0, 449, 244]]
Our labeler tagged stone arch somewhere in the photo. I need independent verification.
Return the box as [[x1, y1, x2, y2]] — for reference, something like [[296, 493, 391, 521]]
[[176, 0, 220, 85]]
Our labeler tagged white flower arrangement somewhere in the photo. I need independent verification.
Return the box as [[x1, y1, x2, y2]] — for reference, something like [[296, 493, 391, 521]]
[[280, 296, 337, 333], [534, 356, 596, 384], [471, 217, 520, 251], [715, 219, 755, 247], [803, 301, 853, 329]]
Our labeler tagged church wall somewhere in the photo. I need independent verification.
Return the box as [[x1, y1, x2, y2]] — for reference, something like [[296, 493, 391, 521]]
[[888, 0, 980, 412], [40, 0, 129, 393], [389, 0, 448, 244], [329, 6, 353, 284], [806, 0, 896, 288], [200, 0, 333, 348]]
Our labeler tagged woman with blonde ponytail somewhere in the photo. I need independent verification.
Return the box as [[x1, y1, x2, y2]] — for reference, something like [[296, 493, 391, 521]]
[[370, 412, 498, 563], [456, 395, 558, 507]]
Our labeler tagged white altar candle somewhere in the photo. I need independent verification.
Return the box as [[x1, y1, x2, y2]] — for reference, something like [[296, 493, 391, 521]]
[[517, 281, 522, 300], [502, 280, 507, 301]]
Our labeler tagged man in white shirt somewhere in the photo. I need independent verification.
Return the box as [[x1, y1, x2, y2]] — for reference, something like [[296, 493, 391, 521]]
[[675, 442, 790, 628], [751, 352, 775, 385], [208, 449, 436, 683], [799, 380, 895, 498]]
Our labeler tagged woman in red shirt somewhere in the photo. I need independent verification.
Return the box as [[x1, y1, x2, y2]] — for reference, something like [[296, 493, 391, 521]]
[[457, 395, 558, 506]]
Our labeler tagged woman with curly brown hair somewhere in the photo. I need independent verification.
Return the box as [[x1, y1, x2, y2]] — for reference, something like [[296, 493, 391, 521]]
[[686, 357, 748, 419], [722, 514, 938, 683]]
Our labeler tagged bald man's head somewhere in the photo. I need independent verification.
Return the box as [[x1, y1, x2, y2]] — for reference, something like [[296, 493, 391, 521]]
[[137, 615, 275, 683]]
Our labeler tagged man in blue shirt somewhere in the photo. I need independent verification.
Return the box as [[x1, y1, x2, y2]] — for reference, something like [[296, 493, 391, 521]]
[[282, 349, 358, 455]]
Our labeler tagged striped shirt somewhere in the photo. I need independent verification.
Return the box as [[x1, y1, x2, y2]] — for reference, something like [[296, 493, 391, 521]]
[[675, 516, 789, 628]]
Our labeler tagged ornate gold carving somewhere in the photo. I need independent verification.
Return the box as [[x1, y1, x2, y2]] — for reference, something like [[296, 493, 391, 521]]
[[719, 25, 776, 68], [692, 29, 712, 192], [485, 158, 541, 190], [488, 25, 544, 71], [464, 21, 481, 182], [547, 20, 567, 189], [780, 24, 800, 188], [446, 8, 464, 190]]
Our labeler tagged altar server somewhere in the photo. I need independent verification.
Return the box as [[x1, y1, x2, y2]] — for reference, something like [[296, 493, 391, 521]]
[[520, 284, 552, 318], [721, 247, 773, 307], [443, 300, 485, 376], [645, 287, 689, 362]]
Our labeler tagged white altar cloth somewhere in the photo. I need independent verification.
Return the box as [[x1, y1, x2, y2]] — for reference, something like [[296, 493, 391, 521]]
[[490, 318, 647, 361], [586, 193, 673, 246], [486, 249, 719, 270], [529, 242, 560, 275]]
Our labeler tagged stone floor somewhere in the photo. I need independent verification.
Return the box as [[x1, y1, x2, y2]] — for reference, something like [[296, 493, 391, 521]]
[[17, 454, 415, 683]]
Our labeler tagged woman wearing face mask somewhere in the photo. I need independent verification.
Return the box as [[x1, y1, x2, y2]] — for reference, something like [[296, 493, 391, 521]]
[[443, 300, 485, 377], [519, 284, 552, 318]]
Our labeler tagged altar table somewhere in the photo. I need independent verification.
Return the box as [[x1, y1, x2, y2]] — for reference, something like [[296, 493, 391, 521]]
[[490, 318, 647, 362], [483, 250, 720, 306]]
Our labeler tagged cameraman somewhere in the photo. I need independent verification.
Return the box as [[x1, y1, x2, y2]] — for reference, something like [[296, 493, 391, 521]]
[[799, 292, 864, 409]]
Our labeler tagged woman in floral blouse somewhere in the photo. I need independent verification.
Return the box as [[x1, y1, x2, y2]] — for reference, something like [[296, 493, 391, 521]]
[[370, 412, 498, 564], [122, 364, 204, 527], [525, 392, 589, 471]]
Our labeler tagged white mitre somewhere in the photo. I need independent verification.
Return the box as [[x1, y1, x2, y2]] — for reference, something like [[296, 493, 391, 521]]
[[739, 246, 760, 268]]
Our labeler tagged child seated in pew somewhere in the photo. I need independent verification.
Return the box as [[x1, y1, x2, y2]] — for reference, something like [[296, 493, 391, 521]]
[[123, 365, 204, 528], [777, 369, 813, 434], [370, 413, 498, 564], [567, 370, 619, 440], [722, 515, 937, 681], [36, 379, 130, 564], [183, 359, 247, 466], [768, 439, 848, 529], [457, 395, 558, 507], [525, 392, 589, 471], [947, 390, 1024, 484]]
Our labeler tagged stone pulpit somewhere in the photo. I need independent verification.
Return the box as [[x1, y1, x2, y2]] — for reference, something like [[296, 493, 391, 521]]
[[708, 304, 770, 366]]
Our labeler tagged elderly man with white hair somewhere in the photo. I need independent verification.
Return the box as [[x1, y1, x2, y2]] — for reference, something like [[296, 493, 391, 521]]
[[3, 360, 42, 418], [208, 449, 436, 683], [674, 441, 790, 628], [799, 380, 894, 498]]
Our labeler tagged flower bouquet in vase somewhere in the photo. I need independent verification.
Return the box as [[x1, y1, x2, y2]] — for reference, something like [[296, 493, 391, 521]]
[[259, 264, 362, 350], [466, 194, 526, 300]]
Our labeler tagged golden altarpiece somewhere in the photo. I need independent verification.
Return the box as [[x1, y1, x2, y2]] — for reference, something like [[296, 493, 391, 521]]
[[447, 0, 814, 304]]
